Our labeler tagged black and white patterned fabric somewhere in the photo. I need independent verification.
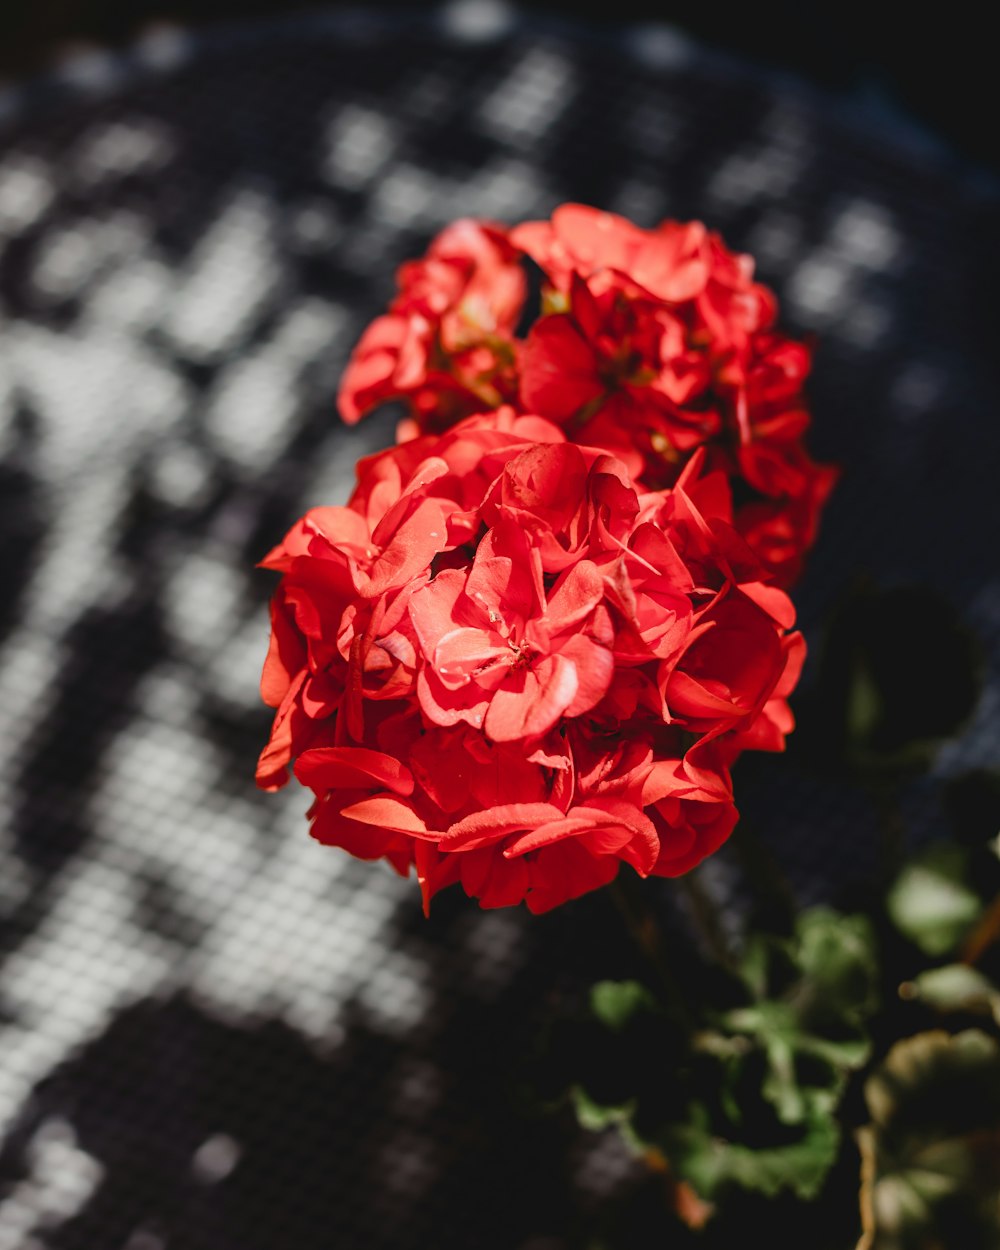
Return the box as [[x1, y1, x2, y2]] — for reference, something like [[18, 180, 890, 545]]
[[0, 7, 997, 1246]]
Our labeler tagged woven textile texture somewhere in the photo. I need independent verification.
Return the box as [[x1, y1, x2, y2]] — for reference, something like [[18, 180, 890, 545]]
[[0, 9, 997, 1247]]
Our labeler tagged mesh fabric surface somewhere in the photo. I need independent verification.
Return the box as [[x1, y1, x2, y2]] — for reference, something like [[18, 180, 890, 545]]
[[0, 10, 997, 1247]]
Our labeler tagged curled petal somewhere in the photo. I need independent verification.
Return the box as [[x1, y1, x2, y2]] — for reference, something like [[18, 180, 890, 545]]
[[294, 746, 415, 797], [441, 802, 567, 852], [339, 795, 439, 838], [255, 669, 310, 791], [260, 596, 307, 708]]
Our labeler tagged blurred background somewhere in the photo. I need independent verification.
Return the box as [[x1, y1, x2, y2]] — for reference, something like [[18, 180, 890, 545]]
[[0, 4, 997, 1248], [2, 1, 995, 172]]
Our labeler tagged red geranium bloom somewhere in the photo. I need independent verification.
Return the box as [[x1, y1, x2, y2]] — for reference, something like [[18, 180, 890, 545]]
[[258, 410, 802, 913], [337, 204, 835, 588], [511, 206, 832, 586]]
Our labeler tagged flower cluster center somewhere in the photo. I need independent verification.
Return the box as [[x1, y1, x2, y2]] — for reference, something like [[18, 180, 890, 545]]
[[507, 636, 533, 670]]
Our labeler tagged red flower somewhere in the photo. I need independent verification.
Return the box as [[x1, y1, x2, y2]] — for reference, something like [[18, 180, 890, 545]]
[[258, 411, 802, 912], [511, 205, 774, 358], [512, 206, 832, 586], [643, 743, 738, 878], [410, 522, 615, 741], [518, 273, 721, 477], [338, 219, 525, 432], [337, 204, 836, 588]]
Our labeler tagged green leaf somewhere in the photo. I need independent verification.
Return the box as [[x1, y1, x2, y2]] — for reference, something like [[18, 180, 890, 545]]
[[858, 1030, 1000, 1249], [901, 963, 1000, 1026], [589, 980, 656, 1033], [571, 1085, 638, 1137], [887, 845, 982, 957], [796, 908, 880, 1019], [664, 1103, 840, 1202], [668, 907, 878, 1203], [716, 907, 878, 1128], [570, 911, 879, 1210]]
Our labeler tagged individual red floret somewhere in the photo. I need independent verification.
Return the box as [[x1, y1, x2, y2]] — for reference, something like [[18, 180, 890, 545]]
[[338, 219, 525, 432]]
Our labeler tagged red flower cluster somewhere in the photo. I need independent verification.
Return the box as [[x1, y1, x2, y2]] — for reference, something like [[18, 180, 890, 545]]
[[339, 205, 835, 587], [257, 409, 803, 913]]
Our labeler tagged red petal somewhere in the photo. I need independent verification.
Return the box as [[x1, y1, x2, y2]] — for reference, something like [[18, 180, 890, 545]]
[[433, 627, 508, 689], [409, 569, 469, 662], [441, 802, 565, 852], [507, 220, 555, 269], [551, 203, 641, 273], [484, 655, 578, 742], [366, 497, 450, 598], [544, 560, 604, 634], [416, 665, 491, 730], [773, 630, 806, 699], [631, 225, 709, 303], [458, 848, 531, 909], [294, 747, 415, 796], [255, 669, 309, 790], [740, 580, 796, 629], [558, 636, 614, 718], [520, 316, 603, 420], [260, 596, 307, 708], [503, 810, 602, 855], [338, 795, 437, 837], [414, 841, 460, 916], [524, 841, 619, 913], [643, 756, 732, 806], [668, 670, 740, 719]]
